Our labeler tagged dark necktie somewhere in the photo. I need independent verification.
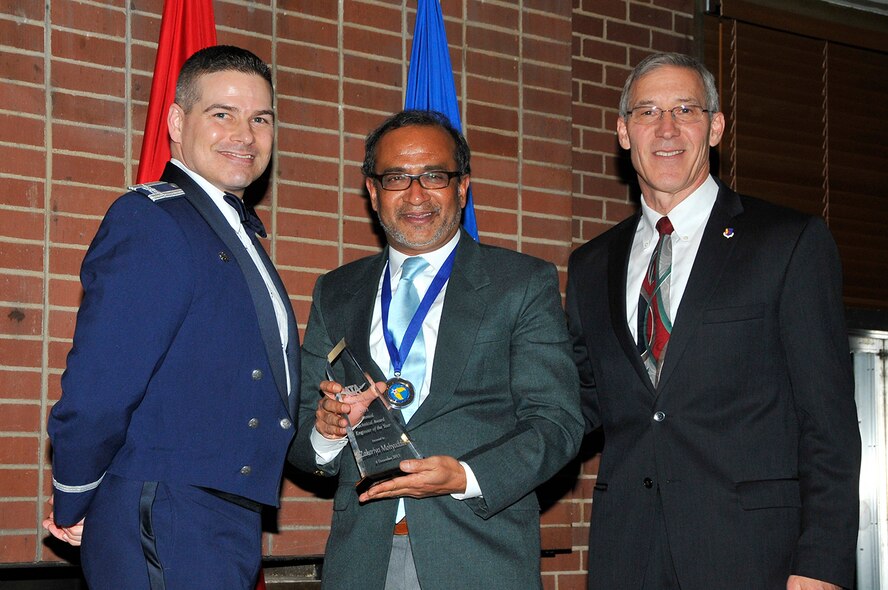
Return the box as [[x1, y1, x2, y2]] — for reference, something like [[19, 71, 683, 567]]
[[638, 216, 674, 386], [223, 193, 267, 238]]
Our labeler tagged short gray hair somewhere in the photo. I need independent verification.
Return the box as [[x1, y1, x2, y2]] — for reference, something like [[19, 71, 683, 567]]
[[618, 52, 720, 118]]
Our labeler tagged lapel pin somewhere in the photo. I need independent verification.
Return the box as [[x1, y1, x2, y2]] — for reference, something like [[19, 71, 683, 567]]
[[722, 228, 734, 239], [219, 251, 230, 262]]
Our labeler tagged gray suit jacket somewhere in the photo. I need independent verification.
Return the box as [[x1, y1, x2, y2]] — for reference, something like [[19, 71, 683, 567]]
[[289, 231, 583, 590], [567, 184, 860, 589]]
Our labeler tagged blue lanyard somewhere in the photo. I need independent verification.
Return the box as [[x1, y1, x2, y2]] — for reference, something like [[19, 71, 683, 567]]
[[381, 246, 458, 376]]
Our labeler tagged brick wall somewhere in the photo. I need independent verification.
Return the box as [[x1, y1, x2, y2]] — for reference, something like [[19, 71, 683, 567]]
[[0, 0, 693, 586]]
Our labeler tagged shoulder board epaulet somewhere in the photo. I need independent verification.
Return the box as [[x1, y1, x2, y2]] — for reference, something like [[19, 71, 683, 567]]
[[128, 181, 185, 202]]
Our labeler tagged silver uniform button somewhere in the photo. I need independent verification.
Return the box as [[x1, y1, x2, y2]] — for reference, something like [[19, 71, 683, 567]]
[[653, 411, 666, 422], [248, 418, 259, 428], [240, 465, 251, 475], [251, 369, 263, 380], [279, 418, 292, 429]]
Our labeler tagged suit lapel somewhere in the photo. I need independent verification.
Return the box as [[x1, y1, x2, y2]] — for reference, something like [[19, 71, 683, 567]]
[[340, 251, 388, 384], [161, 164, 293, 410], [607, 214, 656, 394], [408, 232, 487, 427], [656, 186, 744, 391]]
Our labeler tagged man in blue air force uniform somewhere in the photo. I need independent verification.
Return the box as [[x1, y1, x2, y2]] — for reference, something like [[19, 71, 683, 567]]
[[44, 45, 299, 589]]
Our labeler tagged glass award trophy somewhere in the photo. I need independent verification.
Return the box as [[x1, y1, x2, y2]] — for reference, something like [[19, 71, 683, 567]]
[[326, 338, 423, 494]]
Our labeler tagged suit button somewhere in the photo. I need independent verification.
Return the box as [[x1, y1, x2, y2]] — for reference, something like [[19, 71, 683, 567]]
[[251, 369, 263, 380], [240, 465, 252, 475], [653, 411, 666, 422], [279, 418, 292, 429], [248, 418, 259, 428], [643, 478, 654, 489]]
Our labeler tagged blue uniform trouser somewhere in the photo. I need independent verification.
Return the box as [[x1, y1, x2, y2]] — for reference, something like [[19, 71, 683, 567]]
[[80, 473, 262, 589]]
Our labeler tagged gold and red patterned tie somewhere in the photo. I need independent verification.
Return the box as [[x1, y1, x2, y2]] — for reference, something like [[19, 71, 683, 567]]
[[638, 216, 674, 386]]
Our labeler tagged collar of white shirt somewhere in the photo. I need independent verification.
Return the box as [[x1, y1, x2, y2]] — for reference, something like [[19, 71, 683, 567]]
[[170, 159, 243, 235], [386, 230, 461, 283], [638, 174, 719, 247]]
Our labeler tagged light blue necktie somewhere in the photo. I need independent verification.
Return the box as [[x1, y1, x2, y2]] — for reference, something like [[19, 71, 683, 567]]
[[389, 256, 429, 423]]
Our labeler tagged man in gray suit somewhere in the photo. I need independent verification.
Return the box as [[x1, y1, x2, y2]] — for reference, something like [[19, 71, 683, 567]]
[[288, 110, 583, 590]]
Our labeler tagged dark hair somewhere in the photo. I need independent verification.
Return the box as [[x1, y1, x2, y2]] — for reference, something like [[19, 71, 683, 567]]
[[175, 45, 273, 112], [618, 52, 719, 118], [361, 110, 471, 178]]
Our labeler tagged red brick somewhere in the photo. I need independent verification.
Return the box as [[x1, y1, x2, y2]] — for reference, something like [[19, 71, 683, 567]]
[[0, 369, 41, 401], [574, 59, 606, 87], [214, 2, 272, 37], [574, 13, 606, 38], [343, 218, 384, 250], [655, 0, 695, 12], [48, 278, 81, 309], [524, 87, 572, 117], [278, 13, 337, 48], [524, 190, 573, 218], [0, 209, 43, 242], [342, 26, 401, 59], [525, 37, 571, 66], [573, 195, 606, 220], [48, 341, 71, 372], [466, 24, 518, 56], [0, 275, 44, 307], [466, 102, 518, 133], [466, 129, 518, 160], [277, 185, 340, 215], [271, 528, 328, 556], [0, 2, 45, 19], [0, 535, 35, 563], [524, 112, 572, 140], [48, 246, 86, 277], [50, 60, 125, 98], [478, 209, 518, 235], [578, 0, 627, 19], [343, 81, 400, 112], [278, 0, 337, 20], [282, 98, 339, 130], [51, 91, 125, 129], [0, 52, 44, 86], [0, 468, 39, 498], [50, 184, 120, 218], [278, 498, 333, 527], [465, 50, 518, 82], [51, 1, 125, 37], [523, 162, 572, 192], [52, 153, 125, 189], [0, 82, 45, 118], [466, 76, 519, 108], [522, 241, 571, 267], [581, 38, 629, 65], [277, 240, 339, 272], [651, 30, 693, 54], [0, 436, 39, 465], [0, 401, 41, 434], [469, 182, 518, 211], [0, 18, 44, 53], [1, 307, 41, 338], [524, 215, 572, 242], [467, 1, 519, 31], [51, 30, 125, 69], [49, 214, 101, 248], [524, 12, 572, 41], [0, 242, 43, 274], [472, 155, 518, 186]]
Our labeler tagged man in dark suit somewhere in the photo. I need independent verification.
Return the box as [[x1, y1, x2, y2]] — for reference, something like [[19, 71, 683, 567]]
[[288, 110, 583, 589], [44, 46, 299, 589], [566, 52, 860, 590]]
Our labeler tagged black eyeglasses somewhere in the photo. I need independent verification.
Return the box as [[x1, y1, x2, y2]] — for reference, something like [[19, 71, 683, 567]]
[[369, 171, 460, 191], [626, 104, 710, 125]]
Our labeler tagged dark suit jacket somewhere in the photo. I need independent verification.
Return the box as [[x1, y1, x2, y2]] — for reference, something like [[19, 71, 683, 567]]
[[288, 231, 584, 590], [566, 182, 860, 589], [49, 163, 299, 525]]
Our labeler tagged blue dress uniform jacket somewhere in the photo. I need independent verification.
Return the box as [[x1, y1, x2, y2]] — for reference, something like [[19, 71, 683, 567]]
[[48, 162, 299, 527]]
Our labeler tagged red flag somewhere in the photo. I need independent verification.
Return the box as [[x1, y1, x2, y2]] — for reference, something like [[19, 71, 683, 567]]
[[136, 0, 217, 183]]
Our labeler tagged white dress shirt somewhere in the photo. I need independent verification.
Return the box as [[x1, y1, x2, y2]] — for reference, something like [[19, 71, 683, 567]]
[[626, 175, 719, 340], [310, 231, 482, 510], [170, 159, 291, 395]]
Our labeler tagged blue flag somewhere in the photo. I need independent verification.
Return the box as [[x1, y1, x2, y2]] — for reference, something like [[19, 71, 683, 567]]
[[405, 0, 478, 240]]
